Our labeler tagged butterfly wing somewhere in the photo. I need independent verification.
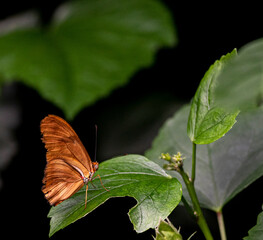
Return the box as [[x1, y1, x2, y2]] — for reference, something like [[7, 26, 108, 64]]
[[41, 115, 93, 206], [42, 158, 84, 206]]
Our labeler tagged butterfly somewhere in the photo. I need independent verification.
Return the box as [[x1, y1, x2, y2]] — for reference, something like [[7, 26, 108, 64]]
[[41, 114, 108, 208]]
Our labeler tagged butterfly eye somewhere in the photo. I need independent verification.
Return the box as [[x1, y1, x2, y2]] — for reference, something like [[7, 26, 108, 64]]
[[93, 162, 99, 171]]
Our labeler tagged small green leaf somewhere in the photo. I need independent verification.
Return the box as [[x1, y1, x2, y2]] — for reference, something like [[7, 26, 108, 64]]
[[192, 107, 239, 144], [48, 155, 182, 237], [146, 105, 263, 211], [0, 0, 176, 119], [243, 205, 263, 240], [154, 219, 183, 240], [187, 50, 239, 144]]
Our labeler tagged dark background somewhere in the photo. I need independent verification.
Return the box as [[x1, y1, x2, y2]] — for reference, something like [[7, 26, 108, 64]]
[[0, 1, 262, 240]]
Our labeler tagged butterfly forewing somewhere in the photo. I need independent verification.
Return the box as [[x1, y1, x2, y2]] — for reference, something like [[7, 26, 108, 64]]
[[41, 115, 93, 171], [41, 115, 94, 206]]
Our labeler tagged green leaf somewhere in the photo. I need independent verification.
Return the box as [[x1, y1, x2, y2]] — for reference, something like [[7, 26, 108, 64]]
[[244, 205, 263, 240], [187, 50, 239, 144], [0, 0, 176, 119], [48, 155, 182, 237], [146, 105, 263, 211], [215, 38, 263, 110], [154, 219, 183, 240]]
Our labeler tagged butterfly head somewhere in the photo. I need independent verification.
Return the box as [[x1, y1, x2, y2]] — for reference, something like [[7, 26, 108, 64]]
[[92, 161, 99, 171], [82, 162, 99, 185]]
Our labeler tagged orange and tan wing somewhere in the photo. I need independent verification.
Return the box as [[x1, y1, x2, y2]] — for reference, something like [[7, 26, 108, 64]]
[[41, 115, 92, 206]]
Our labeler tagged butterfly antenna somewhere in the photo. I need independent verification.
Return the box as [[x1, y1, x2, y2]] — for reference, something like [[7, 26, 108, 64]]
[[94, 124, 98, 162]]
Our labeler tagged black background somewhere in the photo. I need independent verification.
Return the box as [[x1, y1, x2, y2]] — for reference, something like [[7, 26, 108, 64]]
[[0, 1, 262, 240]]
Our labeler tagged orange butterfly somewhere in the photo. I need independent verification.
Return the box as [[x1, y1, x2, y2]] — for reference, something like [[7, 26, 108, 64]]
[[41, 115, 108, 208]]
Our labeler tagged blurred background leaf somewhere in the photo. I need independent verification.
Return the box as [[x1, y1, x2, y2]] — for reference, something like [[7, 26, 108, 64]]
[[0, 0, 176, 119]]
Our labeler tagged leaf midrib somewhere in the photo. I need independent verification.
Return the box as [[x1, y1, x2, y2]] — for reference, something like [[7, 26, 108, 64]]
[[195, 110, 229, 140]]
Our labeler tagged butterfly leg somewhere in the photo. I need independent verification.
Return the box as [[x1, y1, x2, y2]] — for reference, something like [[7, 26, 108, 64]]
[[93, 174, 109, 192]]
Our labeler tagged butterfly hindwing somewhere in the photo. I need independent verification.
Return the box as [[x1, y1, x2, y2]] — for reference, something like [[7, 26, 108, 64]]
[[42, 160, 84, 205]]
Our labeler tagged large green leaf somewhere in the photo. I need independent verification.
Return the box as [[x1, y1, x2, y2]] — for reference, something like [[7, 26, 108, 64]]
[[0, 0, 176, 119], [243, 205, 263, 240], [187, 50, 239, 144], [48, 155, 182, 237], [215, 38, 263, 110], [146, 105, 263, 211]]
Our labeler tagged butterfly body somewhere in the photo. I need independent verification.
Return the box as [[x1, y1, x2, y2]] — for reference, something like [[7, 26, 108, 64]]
[[41, 115, 107, 207]]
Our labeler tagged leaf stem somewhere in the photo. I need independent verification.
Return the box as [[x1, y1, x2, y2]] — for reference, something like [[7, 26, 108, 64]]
[[160, 148, 213, 239], [179, 168, 213, 240], [191, 143, 196, 182], [181, 195, 194, 217], [217, 210, 227, 240]]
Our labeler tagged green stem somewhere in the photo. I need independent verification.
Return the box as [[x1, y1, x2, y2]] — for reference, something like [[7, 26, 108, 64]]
[[217, 210, 227, 240], [181, 195, 194, 218], [191, 143, 197, 182], [179, 168, 213, 240]]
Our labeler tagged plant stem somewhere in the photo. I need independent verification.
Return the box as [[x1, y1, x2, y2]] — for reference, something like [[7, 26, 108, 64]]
[[191, 143, 196, 182], [217, 210, 227, 240], [181, 196, 194, 218], [179, 170, 214, 240], [162, 145, 213, 239]]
